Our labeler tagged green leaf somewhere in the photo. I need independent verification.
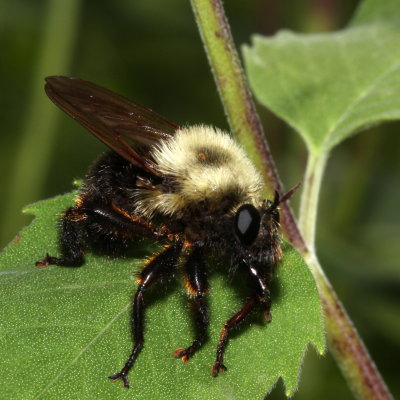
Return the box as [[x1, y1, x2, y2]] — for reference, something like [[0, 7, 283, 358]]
[[242, 0, 400, 154], [0, 192, 324, 399]]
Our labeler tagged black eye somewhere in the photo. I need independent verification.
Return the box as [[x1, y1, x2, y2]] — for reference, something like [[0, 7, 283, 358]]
[[234, 204, 261, 246]]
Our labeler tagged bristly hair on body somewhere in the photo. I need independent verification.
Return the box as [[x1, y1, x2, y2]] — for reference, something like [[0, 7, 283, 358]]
[[134, 125, 263, 218]]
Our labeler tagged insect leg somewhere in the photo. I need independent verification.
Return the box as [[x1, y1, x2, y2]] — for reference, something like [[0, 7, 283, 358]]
[[211, 263, 271, 377], [174, 247, 209, 362], [35, 203, 161, 267], [94, 203, 159, 239], [35, 206, 87, 267], [109, 243, 183, 389]]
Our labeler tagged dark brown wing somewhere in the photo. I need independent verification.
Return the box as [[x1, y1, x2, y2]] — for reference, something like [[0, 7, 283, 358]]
[[45, 76, 180, 175]]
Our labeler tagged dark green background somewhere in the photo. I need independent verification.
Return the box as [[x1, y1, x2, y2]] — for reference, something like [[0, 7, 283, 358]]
[[1, 0, 399, 399]]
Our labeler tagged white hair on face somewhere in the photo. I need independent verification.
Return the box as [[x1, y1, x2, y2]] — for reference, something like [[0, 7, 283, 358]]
[[134, 125, 263, 217]]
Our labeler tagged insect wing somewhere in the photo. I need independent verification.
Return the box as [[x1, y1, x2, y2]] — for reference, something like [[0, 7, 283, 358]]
[[45, 76, 179, 174]]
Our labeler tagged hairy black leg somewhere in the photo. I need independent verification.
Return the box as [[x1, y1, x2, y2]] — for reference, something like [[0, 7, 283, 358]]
[[35, 203, 163, 267], [247, 263, 272, 323], [109, 243, 183, 388], [211, 263, 271, 377], [90, 203, 160, 239], [35, 207, 86, 267], [174, 247, 209, 362]]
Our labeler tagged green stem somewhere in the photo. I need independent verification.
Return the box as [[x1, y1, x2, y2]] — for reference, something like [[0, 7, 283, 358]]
[[299, 149, 393, 399], [299, 151, 328, 249], [305, 253, 393, 400], [190, 1, 394, 399], [190, 0, 305, 251]]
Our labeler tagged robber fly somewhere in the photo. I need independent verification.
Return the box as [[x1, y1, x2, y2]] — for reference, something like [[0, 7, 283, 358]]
[[36, 76, 296, 388]]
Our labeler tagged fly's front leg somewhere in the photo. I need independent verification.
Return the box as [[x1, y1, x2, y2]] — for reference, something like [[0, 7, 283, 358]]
[[109, 243, 182, 389], [212, 297, 258, 377], [174, 247, 209, 362], [212, 263, 271, 377]]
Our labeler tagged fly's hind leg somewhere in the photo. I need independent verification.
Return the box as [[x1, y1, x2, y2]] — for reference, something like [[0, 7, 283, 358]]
[[35, 201, 160, 268], [35, 206, 87, 267]]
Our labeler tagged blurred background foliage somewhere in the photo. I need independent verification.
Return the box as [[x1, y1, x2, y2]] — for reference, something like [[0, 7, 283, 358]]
[[0, 0, 398, 399]]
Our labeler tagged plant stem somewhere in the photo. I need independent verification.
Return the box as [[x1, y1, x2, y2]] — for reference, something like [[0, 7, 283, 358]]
[[190, 0, 305, 252], [305, 253, 394, 400], [299, 150, 393, 400], [299, 151, 328, 249], [190, 1, 394, 399]]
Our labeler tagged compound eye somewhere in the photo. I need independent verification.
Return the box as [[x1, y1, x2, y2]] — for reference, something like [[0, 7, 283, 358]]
[[234, 204, 261, 246]]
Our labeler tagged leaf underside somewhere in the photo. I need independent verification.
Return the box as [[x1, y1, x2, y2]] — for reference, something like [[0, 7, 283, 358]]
[[0, 191, 324, 399], [243, 0, 400, 154]]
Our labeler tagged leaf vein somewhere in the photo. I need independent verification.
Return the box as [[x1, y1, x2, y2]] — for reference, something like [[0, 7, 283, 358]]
[[33, 302, 130, 399], [324, 59, 400, 149]]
